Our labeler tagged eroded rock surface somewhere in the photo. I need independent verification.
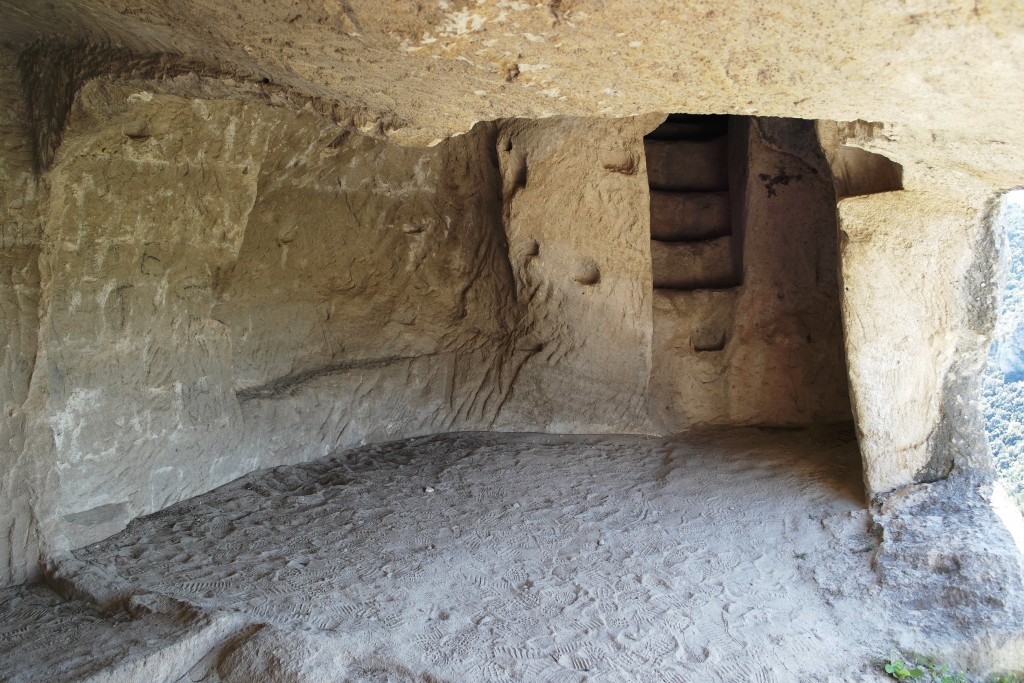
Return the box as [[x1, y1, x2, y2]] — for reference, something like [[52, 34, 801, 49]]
[[3, 75, 658, 584], [872, 475, 1024, 673], [837, 190, 999, 494]]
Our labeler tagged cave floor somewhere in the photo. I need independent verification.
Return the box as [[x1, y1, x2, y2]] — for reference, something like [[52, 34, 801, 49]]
[[0, 427, 897, 682]]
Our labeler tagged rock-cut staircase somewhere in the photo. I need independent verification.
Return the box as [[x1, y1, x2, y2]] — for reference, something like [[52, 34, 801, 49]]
[[644, 115, 740, 291], [646, 115, 742, 422]]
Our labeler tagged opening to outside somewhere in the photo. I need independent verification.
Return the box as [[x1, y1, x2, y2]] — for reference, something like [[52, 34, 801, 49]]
[[984, 188, 1024, 514]]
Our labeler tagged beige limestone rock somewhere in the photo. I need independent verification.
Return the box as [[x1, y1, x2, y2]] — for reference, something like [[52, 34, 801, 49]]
[[0, 53, 44, 586], [837, 189, 996, 495], [8, 0, 1018, 156], [488, 116, 655, 434], [645, 138, 729, 193], [649, 191, 730, 242], [36, 80, 266, 556], [2, 0, 1022, 189]]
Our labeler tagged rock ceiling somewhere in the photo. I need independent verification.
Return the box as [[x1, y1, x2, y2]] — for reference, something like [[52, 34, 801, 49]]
[[3, 0, 1023, 191]]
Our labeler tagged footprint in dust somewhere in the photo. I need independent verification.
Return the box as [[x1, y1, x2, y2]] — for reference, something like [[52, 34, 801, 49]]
[[644, 633, 679, 658], [656, 669, 695, 683], [710, 654, 781, 683], [684, 645, 713, 664], [503, 566, 529, 586], [556, 649, 607, 673]]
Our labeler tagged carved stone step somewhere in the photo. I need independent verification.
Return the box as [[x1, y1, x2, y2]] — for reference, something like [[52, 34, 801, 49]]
[[645, 116, 728, 142], [649, 191, 730, 241], [644, 138, 729, 192], [651, 236, 739, 290]]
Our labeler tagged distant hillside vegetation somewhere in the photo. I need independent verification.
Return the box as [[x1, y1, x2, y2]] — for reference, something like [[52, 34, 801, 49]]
[[983, 193, 1024, 512]]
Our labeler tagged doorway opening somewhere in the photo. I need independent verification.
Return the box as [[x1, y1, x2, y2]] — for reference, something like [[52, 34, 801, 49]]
[[645, 115, 853, 436], [645, 114, 740, 292], [983, 189, 1024, 514]]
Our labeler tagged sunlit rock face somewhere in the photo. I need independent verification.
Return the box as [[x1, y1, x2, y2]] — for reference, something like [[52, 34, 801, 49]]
[[0, 0, 1021, 607]]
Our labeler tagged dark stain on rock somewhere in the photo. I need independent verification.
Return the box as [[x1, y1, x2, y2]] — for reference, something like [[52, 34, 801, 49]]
[[759, 168, 803, 197]]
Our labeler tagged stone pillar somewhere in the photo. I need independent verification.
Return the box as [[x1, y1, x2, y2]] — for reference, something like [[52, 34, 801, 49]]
[[837, 189, 999, 497]]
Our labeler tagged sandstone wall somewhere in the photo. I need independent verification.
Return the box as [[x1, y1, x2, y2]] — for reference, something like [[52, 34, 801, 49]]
[[817, 120, 1003, 497], [0, 76, 654, 586], [0, 54, 44, 586], [490, 117, 655, 434], [0, 0, 1020, 585]]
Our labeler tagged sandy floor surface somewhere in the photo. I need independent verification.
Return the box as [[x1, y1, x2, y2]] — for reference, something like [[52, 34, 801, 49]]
[[0, 428, 898, 682]]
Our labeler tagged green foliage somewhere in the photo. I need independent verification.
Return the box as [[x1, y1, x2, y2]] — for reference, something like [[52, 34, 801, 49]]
[[988, 675, 1024, 683], [880, 651, 1022, 683], [881, 653, 966, 682], [982, 368, 1024, 514], [885, 657, 924, 680], [984, 195, 1024, 516]]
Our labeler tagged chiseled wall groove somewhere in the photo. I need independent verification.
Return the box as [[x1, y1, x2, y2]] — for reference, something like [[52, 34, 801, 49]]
[[235, 354, 444, 402]]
